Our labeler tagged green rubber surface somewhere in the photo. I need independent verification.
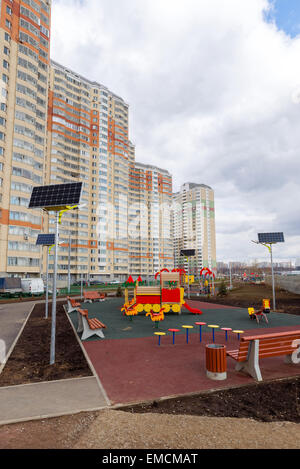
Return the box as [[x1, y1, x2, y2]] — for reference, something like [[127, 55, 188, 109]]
[[68, 298, 300, 342]]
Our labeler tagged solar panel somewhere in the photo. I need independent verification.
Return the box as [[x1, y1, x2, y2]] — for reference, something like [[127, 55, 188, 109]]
[[29, 182, 83, 210], [180, 249, 196, 257], [36, 234, 56, 246], [258, 232, 285, 244]]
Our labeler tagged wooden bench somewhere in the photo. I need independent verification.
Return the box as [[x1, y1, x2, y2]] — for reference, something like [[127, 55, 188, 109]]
[[77, 308, 107, 340], [67, 296, 81, 313], [83, 291, 106, 303], [227, 330, 300, 381]]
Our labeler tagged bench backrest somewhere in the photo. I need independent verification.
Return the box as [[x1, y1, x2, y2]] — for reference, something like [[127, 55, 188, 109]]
[[237, 330, 300, 361], [84, 291, 102, 299], [78, 308, 88, 317], [68, 297, 78, 305]]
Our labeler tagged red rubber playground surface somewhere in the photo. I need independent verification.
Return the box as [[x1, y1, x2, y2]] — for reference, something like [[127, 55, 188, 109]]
[[82, 301, 300, 406]]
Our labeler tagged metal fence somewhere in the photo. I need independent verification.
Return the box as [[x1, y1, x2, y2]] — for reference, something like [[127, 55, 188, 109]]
[[265, 275, 300, 295]]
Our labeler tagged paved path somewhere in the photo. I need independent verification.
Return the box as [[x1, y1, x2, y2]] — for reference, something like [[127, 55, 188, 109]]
[[84, 325, 300, 406], [1, 297, 299, 424], [0, 297, 78, 364], [0, 302, 35, 366], [0, 377, 109, 425], [0, 299, 111, 425]]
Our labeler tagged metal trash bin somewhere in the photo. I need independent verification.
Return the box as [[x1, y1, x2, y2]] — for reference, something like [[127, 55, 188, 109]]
[[206, 344, 227, 380]]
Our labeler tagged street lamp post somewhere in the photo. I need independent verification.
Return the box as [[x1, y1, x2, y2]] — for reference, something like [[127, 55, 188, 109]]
[[187, 257, 190, 299], [270, 244, 276, 311], [252, 232, 285, 312], [180, 249, 196, 300], [45, 246, 50, 319], [36, 234, 56, 320], [50, 211, 59, 365], [29, 182, 83, 366], [80, 276, 83, 301], [68, 235, 71, 294]]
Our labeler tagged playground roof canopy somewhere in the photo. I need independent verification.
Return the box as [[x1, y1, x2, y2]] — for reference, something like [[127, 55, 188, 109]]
[[160, 272, 180, 283]]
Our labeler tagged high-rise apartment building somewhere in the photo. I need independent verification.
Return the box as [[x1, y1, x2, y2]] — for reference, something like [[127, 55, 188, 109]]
[[173, 183, 217, 275], [46, 60, 131, 282], [46, 62, 174, 282], [45, 61, 173, 280], [0, 0, 51, 277], [0, 1, 215, 283], [128, 161, 173, 278]]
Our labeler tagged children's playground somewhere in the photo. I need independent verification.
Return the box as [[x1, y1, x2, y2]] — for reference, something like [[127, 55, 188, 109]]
[[66, 270, 300, 406]]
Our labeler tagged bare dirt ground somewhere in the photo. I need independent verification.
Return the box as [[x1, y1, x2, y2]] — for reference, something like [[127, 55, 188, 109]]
[[0, 302, 92, 387], [0, 403, 299, 449], [0, 285, 299, 449], [196, 282, 300, 315], [123, 377, 300, 423], [73, 410, 300, 450]]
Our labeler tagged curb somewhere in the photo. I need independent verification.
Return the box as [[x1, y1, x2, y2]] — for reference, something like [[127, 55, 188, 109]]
[[64, 305, 111, 407], [0, 406, 108, 427], [0, 301, 111, 426], [110, 375, 300, 410], [0, 303, 35, 375], [0, 376, 109, 426]]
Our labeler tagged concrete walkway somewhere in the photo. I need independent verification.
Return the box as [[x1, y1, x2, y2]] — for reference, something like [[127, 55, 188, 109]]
[[0, 299, 112, 425], [0, 376, 109, 425], [0, 297, 77, 366], [0, 301, 35, 367]]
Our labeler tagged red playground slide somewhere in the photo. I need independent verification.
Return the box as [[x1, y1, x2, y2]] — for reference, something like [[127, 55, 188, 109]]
[[183, 302, 203, 315]]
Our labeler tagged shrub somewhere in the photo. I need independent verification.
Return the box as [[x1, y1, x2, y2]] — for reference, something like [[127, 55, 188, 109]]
[[217, 280, 228, 297]]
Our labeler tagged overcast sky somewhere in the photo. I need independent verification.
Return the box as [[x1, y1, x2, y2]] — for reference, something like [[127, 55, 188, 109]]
[[51, 0, 300, 265]]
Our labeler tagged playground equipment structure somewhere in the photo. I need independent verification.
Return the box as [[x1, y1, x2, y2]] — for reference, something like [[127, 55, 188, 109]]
[[199, 267, 216, 295], [146, 307, 166, 327], [121, 271, 203, 317], [248, 298, 271, 324]]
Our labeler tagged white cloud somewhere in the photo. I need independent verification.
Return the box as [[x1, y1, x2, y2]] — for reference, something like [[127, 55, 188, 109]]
[[51, 0, 300, 263]]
